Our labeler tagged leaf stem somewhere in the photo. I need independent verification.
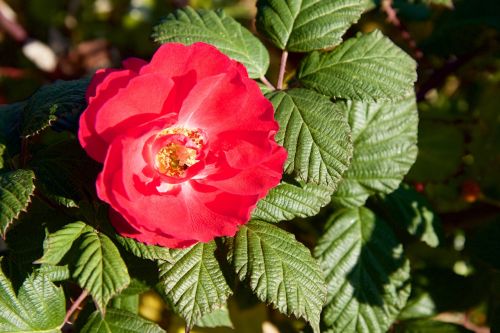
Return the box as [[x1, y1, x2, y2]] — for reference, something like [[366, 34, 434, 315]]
[[277, 50, 288, 90], [64, 289, 89, 324], [185, 325, 191, 333], [260, 75, 276, 91]]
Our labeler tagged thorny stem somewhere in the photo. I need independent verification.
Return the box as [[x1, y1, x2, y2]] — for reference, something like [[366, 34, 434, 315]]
[[64, 290, 89, 324], [381, 0, 423, 60], [260, 75, 276, 91], [0, 9, 27, 42], [277, 50, 288, 90]]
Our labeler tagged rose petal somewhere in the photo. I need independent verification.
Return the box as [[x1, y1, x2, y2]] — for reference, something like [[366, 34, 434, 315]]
[[79, 73, 175, 162], [177, 72, 276, 139], [122, 57, 147, 72], [141, 42, 247, 80]]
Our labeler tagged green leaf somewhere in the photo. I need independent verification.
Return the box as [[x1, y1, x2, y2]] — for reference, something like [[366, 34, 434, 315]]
[[0, 144, 5, 170], [0, 265, 65, 332], [252, 181, 332, 223], [115, 234, 172, 261], [228, 220, 326, 333], [298, 30, 417, 101], [374, 185, 442, 247], [426, 0, 454, 8], [195, 306, 233, 328], [158, 241, 231, 328], [0, 169, 35, 238], [71, 229, 131, 313], [332, 96, 418, 208], [398, 292, 436, 321], [267, 89, 352, 190], [314, 207, 411, 333], [30, 140, 99, 208], [108, 279, 150, 314], [256, 0, 371, 51], [407, 121, 464, 182], [37, 265, 71, 282], [110, 294, 140, 314], [394, 319, 473, 333], [81, 308, 166, 333], [36, 221, 90, 265], [21, 78, 89, 137], [153, 7, 269, 78]]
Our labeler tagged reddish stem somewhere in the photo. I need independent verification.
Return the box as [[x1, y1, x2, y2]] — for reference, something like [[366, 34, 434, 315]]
[[64, 290, 89, 324], [277, 51, 288, 90], [0, 10, 27, 42], [381, 0, 423, 60], [260, 75, 276, 91]]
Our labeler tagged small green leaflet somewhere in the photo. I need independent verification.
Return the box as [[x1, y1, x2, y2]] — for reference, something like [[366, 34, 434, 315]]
[[195, 306, 233, 328], [332, 96, 418, 208], [37, 265, 71, 282], [374, 184, 442, 247], [0, 144, 5, 170], [81, 308, 166, 333], [0, 265, 66, 333], [252, 180, 332, 223], [36, 222, 130, 313], [158, 241, 231, 328], [115, 234, 172, 261], [153, 7, 269, 79], [21, 78, 89, 137], [228, 220, 326, 333], [0, 169, 35, 238], [398, 292, 436, 321], [426, 0, 454, 8], [256, 0, 371, 51], [394, 319, 473, 333], [298, 30, 417, 101], [36, 221, 90, 265], [267, 89, 352, 190], [108, 279, 150, 314], [315, 207, 411, 333], [71, 230, 131, 313]]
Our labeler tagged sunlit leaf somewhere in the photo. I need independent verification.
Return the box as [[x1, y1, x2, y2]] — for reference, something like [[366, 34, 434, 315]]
[[298, 30, 417, 101], [228, 220, 326, 333]]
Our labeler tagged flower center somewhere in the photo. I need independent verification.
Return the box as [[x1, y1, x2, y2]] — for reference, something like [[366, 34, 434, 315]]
[[153, 127, 205, 179], [155, 144, 197, 177]]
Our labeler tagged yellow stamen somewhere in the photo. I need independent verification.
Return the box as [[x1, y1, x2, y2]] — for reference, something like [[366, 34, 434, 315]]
[[154, 127, 204, 177]]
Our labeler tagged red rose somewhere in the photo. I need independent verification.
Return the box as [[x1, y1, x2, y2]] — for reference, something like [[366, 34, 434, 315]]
[[79, 42, 286, 248]]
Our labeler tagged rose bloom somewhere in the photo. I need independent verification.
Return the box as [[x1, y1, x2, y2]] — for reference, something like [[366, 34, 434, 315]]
[[79, 43, 286, 248]]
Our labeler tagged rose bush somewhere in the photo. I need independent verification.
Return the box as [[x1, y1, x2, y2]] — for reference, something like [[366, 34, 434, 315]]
[[78, 42, 286, 248]]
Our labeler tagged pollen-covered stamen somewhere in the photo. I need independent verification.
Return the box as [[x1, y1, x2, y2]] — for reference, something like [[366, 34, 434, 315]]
[[156, 143, 197, 177], [153, 127, 205, 178]]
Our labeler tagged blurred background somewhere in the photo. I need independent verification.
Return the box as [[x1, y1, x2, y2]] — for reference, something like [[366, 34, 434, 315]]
[[0, 0, 499, 332]]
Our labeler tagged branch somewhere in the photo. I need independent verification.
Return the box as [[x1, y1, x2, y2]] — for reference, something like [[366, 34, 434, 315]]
[[64, 289, 89, 324], [0, 9, 27, 42], [277, 50, 288, 90], [381, 0, 423, 60]]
